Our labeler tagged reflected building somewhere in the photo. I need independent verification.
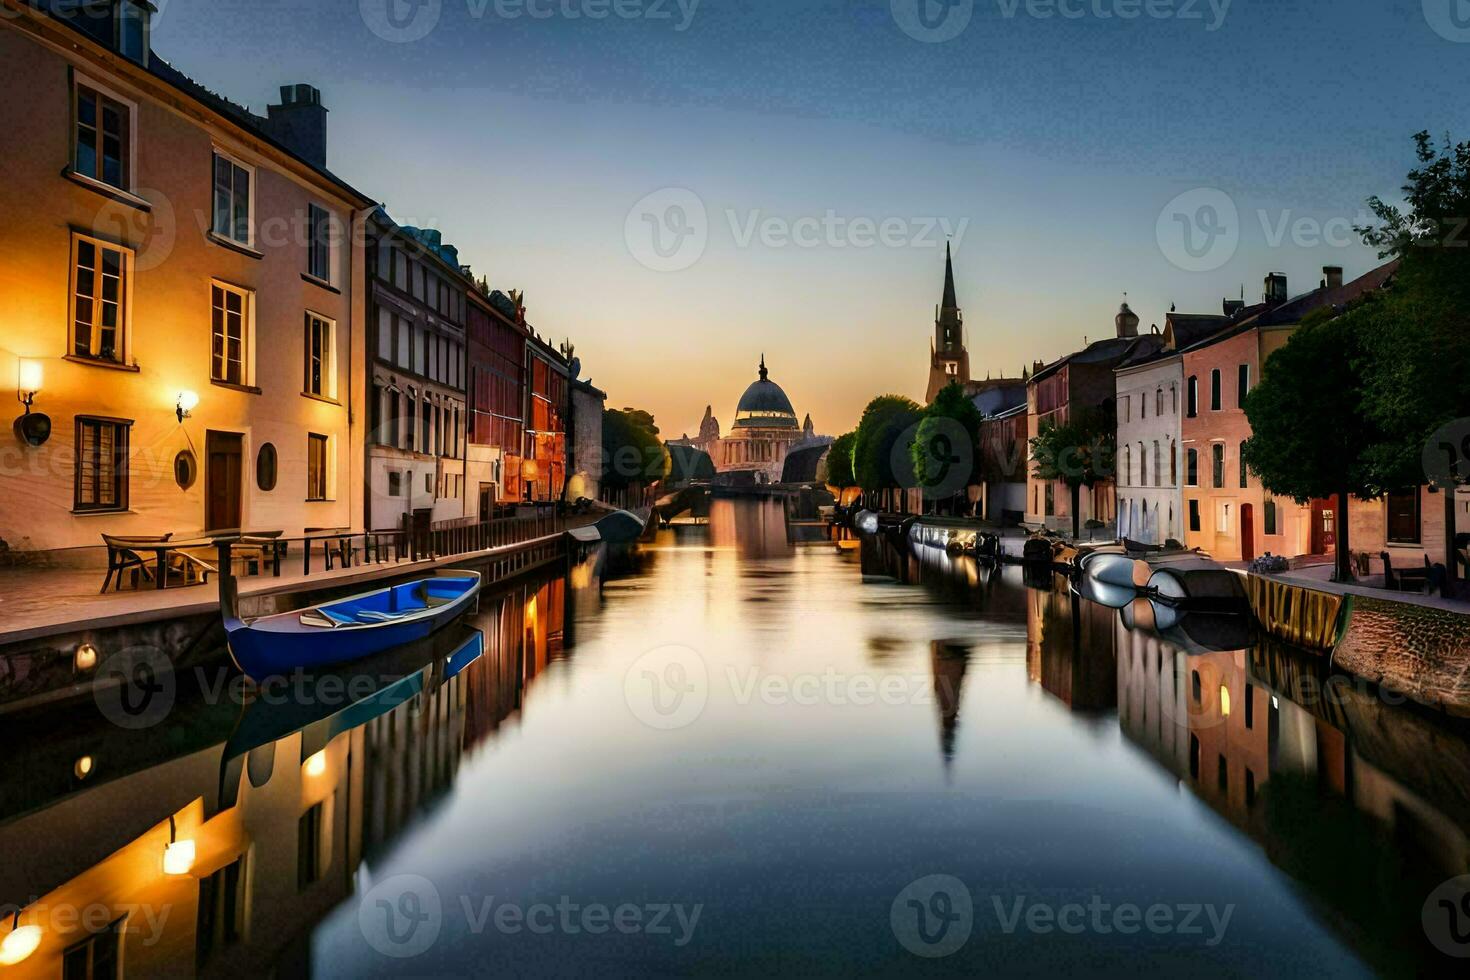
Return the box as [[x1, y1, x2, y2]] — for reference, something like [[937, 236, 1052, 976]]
[[0, 563, 576, 978], [1025, 584, 1117, 713]]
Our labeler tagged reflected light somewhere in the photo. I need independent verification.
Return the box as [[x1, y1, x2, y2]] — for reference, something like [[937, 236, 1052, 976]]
[[75, 642, 98, 671], [163, 839, 196, 876], [304, 750, 327, 777], [74, 755, 94, 779], [0, 920, 41, 966], [1219, 686, 1231, 717]]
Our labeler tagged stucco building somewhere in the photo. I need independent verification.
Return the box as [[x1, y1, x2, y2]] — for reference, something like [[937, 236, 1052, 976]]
[[0, 0, 371, 554], [465, 286, 528, 516]]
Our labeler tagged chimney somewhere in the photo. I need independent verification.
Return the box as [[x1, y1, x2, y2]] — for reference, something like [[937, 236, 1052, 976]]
[[1115, 302, 1139, 339], [1263, 273, 1288, 306], [266, 84, 328, 169], [1322, 266, 1344, 291]]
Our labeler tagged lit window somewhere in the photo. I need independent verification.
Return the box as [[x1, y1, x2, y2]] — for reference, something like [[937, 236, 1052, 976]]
[[211, 283, 251, 385], [74, 417, 130, 513], [74, 83, 131, 189], [307, 434, 329, 501], [72, 235, 131, 363], [305, 312, 334, 397], [308, 205, 332, 282], [62, 917, 127, 980]]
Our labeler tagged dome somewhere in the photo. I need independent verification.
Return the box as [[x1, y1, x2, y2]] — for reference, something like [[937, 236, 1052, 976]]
[[733, 357, 799, 429]]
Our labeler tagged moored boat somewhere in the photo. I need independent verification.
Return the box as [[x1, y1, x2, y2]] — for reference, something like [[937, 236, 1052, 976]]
[[219, 548, 482, 681]]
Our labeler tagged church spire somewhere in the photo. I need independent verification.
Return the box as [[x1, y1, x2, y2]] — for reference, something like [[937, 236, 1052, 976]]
[[758, 353, 768, 382], [941, 240, 958, 311]]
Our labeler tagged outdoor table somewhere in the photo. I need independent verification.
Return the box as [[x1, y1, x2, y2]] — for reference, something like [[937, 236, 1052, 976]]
[[302, 532, 359, 574], [130, 538, 217, 590]]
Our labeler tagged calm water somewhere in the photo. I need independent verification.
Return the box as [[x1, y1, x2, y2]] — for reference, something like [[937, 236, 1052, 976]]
[[3, 499, 1467, 977]]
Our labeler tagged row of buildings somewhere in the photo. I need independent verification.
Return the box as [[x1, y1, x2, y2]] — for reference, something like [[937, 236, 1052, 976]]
[[0, 0, 605, 556], [933, 247, 1466, 569]]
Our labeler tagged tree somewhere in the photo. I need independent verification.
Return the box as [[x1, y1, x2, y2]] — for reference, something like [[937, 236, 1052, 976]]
[[852, 395, 923, 511], [602, 407, 670, 494], [1242, 310, 1381, 582], [826, 431, 857, 490], [1356, 131, 1470, 586], [1029, 406, 1114, 540], [910, 381, 983, 514], [666, 443, 715, 484]]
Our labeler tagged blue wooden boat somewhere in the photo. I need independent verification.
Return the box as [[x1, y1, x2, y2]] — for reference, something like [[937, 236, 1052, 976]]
[[220, 556, 481, 680]]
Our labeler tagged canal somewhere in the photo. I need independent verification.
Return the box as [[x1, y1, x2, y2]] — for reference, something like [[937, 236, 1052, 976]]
[[2, 499, 1466, 976]]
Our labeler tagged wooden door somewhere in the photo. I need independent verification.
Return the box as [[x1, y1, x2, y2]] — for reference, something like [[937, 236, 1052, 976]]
[[206, 431, 244, 533], [1240, 504, 1255, 562]]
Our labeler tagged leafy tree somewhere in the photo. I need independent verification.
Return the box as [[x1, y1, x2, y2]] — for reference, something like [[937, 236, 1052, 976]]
[[1029, 406, 1115, 540], [1243, 310, 1382, 582], [826, 431, 857, 490], [910, 381, 983, 514], [602, 407, 670, 492], [852, 395, 923, 510], [1356, 131, 1470, 585], [666, 443, 716, 483]]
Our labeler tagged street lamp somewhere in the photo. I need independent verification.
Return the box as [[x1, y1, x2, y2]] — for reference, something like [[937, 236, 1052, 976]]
[[13, 358, 49, 447], [0, 912, 41, 966], [176, 390, 200, 424]]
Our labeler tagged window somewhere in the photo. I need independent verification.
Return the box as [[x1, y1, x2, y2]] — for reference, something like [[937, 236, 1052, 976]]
[[1386, 489, 1421, 544], [1244, 682, 1255, 730], [307, 434, 329, 501], [1153, 442, 1161, 488], [62, 917, 126, 980], [1217, 755, 1228, 792], [212, 151, 253, 246], [1239, 440, 1249, 488], [1191, 669, 1202, 702], [1170, 443, 1177, 486], [117, 0, 150, 63], [1212, 443, 1225, 489], [211, 283, 250, 385], [1189, 499, 1201, 532], [305, 312, 334, 397], [74, 83, 131, 189], [308, 205, 332, 282], [1264, 499, 1278, 535], [297, 803, 324, 890], [75, 417, 130, 512], [1210, 369, 1222, 411], [1187, 376, 1198, 417], [1122, 445, 1130, 487], [1123, 398, 1130, 424], [1186, 448, 1199, 487], [1189, 734, 1201, 779], [196, 857, 246, 970], [1237, 364, 1250, 407], [1139, 442, 1147, 486], [257, 443, 278, 491], [1156, 388, 1163, 416], [388, 470, 402, 496], [426, 473, 434, 494], [173, 450, 197, 490], [72, 236, 130, 363], [1217, 501, 1232, 534]]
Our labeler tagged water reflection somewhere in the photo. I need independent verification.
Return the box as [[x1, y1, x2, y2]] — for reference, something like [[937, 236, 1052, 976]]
[[0, 565, 575, 978]]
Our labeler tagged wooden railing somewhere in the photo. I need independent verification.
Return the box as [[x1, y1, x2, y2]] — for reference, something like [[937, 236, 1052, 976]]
[[417, 506, 562, 561]]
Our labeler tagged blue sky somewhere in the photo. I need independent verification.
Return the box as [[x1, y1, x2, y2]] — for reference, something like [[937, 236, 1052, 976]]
[[154, 0, 1469, 434]]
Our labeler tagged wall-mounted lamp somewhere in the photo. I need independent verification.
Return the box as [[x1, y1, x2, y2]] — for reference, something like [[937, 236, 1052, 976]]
[[74, 755, 95, 780], [176, 390, 200, 424], [13, 359, 50, 447], [75, 642, 98, 671], [163, 814, 196, 876], [303, 750, 327, 778], [0, 912, 41, 966]]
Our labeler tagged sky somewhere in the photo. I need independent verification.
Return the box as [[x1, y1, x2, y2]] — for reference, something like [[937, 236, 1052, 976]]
[[152, 0, 1469, 437]]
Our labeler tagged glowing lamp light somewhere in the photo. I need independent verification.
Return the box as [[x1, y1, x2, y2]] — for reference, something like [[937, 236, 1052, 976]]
[[163, 814, 196, 876], [521, 458, 540, 481], [175, 390, 200, 424], [0, 915, 41, 966], [74, 755, 95, 780], [17, 359, 42, 399], [75, 642, 98, 671], [1219, 686, 1231, 718], [304, 750, 327, 777]]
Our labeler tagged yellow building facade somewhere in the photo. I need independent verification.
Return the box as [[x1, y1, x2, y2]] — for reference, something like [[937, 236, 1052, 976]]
[[0, 1, 370, 556]]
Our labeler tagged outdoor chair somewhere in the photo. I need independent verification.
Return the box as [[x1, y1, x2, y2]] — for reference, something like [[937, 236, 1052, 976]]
[[100, 533, 172, 593], [1380, 551, 1429, 594]]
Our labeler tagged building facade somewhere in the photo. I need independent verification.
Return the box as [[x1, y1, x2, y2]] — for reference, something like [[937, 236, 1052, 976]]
[[465, 286, 528, 516], [710, 357, 813, 485], [365, 212, 469, 530], [524, 336, 569, 502], [0, 0, 370, 554], [569, 378, 607, 502]]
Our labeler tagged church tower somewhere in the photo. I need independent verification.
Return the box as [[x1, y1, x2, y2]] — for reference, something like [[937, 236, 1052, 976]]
[[926, 241, 971, 403]]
